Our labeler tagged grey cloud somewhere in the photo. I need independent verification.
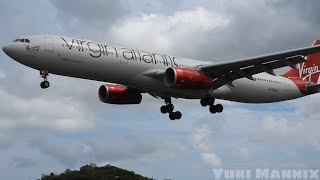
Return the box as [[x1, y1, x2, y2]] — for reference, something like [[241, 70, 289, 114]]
[[49, 0, 129, 28], [28, 133, 159, 167], [0, 1, 56, 42], [49, 0, 182, 23], [269, 0, 320, 25], [9, 157, 36, 168], [192, 1, 320, 62], [96, 0, 320, 62], [46, 0, 302, 61], [2, 1, 320, 179], [87, 133, 159, 163], [0, 133, 14, 150], [132, 0, 180, 14], [28, 138, 89, 166]]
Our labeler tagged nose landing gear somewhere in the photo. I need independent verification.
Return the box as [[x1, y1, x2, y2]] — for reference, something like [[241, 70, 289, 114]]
[[160, 97, 182, 120], [40, 70, 50, 89]]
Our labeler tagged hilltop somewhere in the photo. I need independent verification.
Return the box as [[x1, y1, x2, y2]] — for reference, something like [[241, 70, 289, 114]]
[[40, 163, 153, 180]]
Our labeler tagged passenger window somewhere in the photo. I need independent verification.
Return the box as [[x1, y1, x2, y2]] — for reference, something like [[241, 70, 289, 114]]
[[25, 39, 30, 43], [20, 39, 25, 42]]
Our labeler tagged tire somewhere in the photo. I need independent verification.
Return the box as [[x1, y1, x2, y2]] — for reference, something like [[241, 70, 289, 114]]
[[160, 106, 168, 114], [169, 112, 176, 120], [40, 81, 50, 89], [43, 81, 50, 88], [167, 104, 174, 113], [215, 104, 223, 113], [209, 105, 216, 114], [200, 98, 208, 107], [174, 111, 182, 120], [207, 98, 214, 105], [40, 82, 45, 89]]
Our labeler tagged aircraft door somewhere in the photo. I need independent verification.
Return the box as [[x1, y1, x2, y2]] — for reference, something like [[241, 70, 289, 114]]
[[44, 36, 54, 52]]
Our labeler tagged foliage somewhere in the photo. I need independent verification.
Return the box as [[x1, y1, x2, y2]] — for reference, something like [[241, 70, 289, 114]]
[[40, 163, 153, 180]]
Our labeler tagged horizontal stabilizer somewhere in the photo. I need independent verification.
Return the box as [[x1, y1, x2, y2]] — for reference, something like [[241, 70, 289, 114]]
[[306, 84, 320, 94]]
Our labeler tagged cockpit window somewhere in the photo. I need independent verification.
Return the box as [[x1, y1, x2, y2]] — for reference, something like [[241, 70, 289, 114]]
[[15, 39, 30, 43]]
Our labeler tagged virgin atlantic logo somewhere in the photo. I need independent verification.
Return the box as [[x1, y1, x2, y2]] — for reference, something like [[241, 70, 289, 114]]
[[297, 62, 319, 79], [26, 45, 40, 53]]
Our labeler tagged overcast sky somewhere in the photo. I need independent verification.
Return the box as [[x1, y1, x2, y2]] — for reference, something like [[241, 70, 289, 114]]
[[1, 0, 320, 180]]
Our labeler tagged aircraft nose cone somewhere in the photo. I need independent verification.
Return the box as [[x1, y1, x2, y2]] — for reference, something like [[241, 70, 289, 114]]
[[2, 44, 14, 58], [2, 45, 9, 54]]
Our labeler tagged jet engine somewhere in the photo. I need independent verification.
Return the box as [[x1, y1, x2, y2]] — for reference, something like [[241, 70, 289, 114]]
[[164, 67, 213, 89], [98, 84, 142, 104]]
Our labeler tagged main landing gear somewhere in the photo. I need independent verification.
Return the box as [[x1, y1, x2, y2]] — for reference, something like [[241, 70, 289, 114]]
[[40, 70, 50, 89], [159, 96, 223, 120], [200, 96, 224, 114], [160, 98, 182, 120]]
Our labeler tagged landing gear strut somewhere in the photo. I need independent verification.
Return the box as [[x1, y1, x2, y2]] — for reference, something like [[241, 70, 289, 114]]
[[160, 97, 182, 120], [200, 96, 224, 114], [40, 70, 50, 89]]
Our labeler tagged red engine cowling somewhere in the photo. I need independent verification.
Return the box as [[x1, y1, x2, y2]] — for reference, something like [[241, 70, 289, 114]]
[[98, 84, 142, 105], [164, 67, 213, 89]]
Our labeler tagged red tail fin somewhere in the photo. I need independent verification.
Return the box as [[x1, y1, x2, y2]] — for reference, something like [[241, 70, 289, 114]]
[[282, 40, 320, 84]]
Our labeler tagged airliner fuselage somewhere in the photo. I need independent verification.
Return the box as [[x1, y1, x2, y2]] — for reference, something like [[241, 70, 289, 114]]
[[3, 35, 320, 120]]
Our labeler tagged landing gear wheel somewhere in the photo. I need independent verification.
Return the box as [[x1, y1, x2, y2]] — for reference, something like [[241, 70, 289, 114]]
[[166, 104, 174, 113], [169, 112, 176, 120], [169, 111, 181, 120], [209, 105, 216, 114], [160, 106, 168, 114], [215, 104, 223, 113], [161, 97, 182, 120], [40, 70, 50, 89], [160, 104, 174, 114], [40, 81, 50, 89], [200, 96, 215, 107], [201, 96, 224, 115], [200, 98, 208, 107], [174, 111, 182, 120]]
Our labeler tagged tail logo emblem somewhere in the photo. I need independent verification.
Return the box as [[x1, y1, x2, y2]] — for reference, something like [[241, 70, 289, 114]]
[[297, 62, 319, 80]]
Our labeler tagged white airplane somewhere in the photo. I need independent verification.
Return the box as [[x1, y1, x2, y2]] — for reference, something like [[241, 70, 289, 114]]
[[3, 35, 320, 120]]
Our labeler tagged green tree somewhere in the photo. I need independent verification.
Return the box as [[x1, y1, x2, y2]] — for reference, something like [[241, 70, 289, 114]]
[[41, 163, 153, 180]]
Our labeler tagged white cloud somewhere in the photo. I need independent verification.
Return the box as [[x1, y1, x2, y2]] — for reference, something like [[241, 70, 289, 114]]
[[0, 88, 95, 133], [190, 125, 212, 152], [263, 117, 290, 136], [201, 153, 222, 167], [253, 108, 320, 152], [109, 7, 229, 54], [189, 125, 222, 167]]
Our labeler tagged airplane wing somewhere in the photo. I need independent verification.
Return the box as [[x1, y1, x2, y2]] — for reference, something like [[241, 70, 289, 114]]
[[141, 69, 165, 81], [200, 45, 320, 89]]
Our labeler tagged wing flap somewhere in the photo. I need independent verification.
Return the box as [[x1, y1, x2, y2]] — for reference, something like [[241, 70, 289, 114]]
[[202, 45, 320, 77], [200, 44, 320, 90], [210, 56, 307, 90]]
